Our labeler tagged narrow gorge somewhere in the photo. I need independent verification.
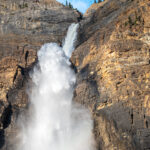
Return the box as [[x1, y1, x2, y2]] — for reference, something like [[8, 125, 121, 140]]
[[0, 0, 150, 150], [16, 23, 95, 150]]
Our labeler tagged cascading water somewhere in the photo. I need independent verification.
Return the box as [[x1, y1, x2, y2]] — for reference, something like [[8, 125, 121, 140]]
[[17, 23, 95, 150]]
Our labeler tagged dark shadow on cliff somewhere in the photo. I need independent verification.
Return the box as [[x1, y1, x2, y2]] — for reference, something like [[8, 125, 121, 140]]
[[73, 64, 100, 109], [1, 104, 12, 129], [0, 129, 5, 149], [94, 101, 150, 150], [1, 58, 38, 148], [70, 60, 78, 74]]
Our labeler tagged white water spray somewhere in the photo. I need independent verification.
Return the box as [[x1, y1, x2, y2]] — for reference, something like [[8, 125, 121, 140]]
[[17, 23, 95, 150], [63, 23, 78, 58]]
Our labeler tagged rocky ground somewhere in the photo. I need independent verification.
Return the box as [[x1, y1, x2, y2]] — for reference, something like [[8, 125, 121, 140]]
[[0, 0, 150, 149]]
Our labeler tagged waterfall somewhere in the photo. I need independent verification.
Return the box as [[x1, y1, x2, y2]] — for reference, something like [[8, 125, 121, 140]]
[[62, 23, 78, 58], [17, 23, 95, 150]]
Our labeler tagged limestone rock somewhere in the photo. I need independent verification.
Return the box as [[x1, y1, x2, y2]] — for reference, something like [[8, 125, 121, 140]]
[[1, 0, 150, 149], [72, 0, 150, 149]]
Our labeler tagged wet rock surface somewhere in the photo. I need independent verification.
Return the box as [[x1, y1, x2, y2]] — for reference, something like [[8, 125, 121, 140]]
[[0, 0, 81, 149]]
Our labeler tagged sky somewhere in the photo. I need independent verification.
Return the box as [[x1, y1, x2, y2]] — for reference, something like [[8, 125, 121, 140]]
[[56, 0, 94, 13]]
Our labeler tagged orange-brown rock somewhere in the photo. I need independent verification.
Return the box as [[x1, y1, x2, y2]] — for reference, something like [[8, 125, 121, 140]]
[[72, 0, 150, 149], [1, 0, 150, 149]]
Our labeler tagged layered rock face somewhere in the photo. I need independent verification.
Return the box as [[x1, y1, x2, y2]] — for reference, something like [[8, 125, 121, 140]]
[[71, 0, 150, 149], [1, 0, 150, 149], [0, 0, 81, 59], [0, 0, 81, 149]]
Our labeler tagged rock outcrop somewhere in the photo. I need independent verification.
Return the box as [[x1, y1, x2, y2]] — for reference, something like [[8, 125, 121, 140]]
[[1, 0, 150, 149], [0, 0, 81, 149], [72, 0, 150, 149]]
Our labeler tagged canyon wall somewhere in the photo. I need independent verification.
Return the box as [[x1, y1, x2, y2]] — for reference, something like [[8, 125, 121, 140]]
[[0, 0, 150, 150], [72, 0, 150, 149], [0, 0, 81, 149]]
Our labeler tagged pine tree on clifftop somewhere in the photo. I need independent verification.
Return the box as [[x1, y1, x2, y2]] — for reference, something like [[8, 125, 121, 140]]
[[65, 0, 68, 6], [68, 2, 73, 8]]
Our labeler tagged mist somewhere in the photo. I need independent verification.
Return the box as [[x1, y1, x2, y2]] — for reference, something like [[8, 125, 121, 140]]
[[16, 23, 95, 150]]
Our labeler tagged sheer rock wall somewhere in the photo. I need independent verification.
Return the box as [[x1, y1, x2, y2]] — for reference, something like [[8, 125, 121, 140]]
[[72, 0, 150, 149], [0, 0, 81, 149]]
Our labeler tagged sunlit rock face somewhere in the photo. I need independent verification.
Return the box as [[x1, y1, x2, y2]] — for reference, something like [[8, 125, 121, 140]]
[[71, 0, 150, 149], [1, 0, 150, 150], [0, 0, 81, 149]]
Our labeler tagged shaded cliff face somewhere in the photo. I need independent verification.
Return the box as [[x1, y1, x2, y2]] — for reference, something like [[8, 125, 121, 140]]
[[72, 0, 150, 149], [0, 0, 81, 59], [0, 0, 81, 149]]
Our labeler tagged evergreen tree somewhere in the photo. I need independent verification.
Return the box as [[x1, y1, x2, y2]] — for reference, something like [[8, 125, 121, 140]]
[[65, 0, 68, 6], [68, 2, 73, 8]]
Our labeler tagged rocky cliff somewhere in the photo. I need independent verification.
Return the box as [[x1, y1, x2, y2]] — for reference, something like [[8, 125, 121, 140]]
[[0, 0, 150, 150], [72, 0, 150, 149], [0, 0, 81, 149]]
